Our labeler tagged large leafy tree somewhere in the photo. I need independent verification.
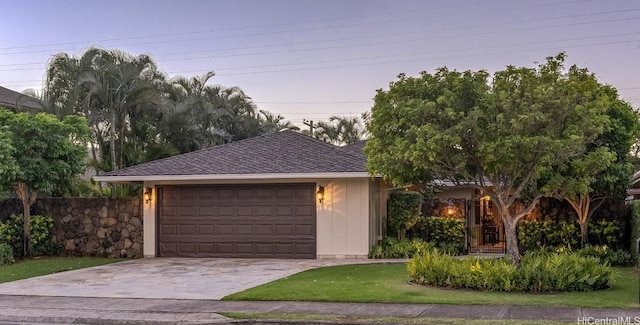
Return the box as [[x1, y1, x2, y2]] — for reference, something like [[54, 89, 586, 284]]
[[0, 109, 91, 257], [559, 87, 640, 247], [365, 53, 611, 266]]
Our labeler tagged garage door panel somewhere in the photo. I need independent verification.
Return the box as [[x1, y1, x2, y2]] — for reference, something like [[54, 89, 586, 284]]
[[256, 188, 274, 199], [275, 206, 293, 216], [217, 224, 234, 235], [179, 224, 197, 235], [296, 187, 314, 199], [198, 242, 214, 252], [217, 189, 234, 199], [195, 225, 212, 235], [161, 224, 177, 235], [296, 243, 314, 254], [275, 224, 293, 235], [295, 224, 314, 236], [255, 224, 273, 235], [236, 205, 254, 216], [179, 206, 196, 217], [160, 242, 177, 254], [236, 224, 254, 235], [198, 206, 215, 217], [217, 206, 234, 216], [217, 243, 234, 254], [236, 243, 253, 254], [255, 205, 273, 216], [179, 242, 196, 254], [158, 184, 316, 258]]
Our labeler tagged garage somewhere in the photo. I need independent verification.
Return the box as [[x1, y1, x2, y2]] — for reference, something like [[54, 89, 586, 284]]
[[157, 183, 316, 258]]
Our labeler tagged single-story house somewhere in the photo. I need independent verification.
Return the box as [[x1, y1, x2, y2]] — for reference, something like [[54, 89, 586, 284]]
[[95, 130, 388, 259], [95, 130, 506, 258], [0, 85, 41, 111]]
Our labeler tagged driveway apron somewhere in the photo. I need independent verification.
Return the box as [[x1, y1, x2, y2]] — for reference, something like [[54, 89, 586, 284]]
[[0, 258, 400, 300]]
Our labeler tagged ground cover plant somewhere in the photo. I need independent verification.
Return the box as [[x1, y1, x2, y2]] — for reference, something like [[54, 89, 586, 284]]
[[223, 263, 638, 309], [0, 257, 125, 283], [408, 251, 611, 292]]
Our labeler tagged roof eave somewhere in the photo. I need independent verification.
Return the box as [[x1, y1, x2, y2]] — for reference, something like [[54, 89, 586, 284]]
[[94, 172, 372, 182]]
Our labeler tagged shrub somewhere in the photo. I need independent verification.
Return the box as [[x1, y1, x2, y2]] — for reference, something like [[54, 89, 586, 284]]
[[588, 219, 621, 248], [387, 191, 423, 240], [408, 251, 611, 292], [369, 237, 434, 258], [0, 243, 14, 265], [517, 220, 579, 252], [631, 201, 640, 262], [0, 214, 58, 257], [415, 216, 465, 255], [576, 245, 633, 267]]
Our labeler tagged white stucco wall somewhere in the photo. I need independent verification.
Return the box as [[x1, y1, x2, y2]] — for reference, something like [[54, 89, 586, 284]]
[[142, 177, 374, 258], [316, 178, 370, 258]]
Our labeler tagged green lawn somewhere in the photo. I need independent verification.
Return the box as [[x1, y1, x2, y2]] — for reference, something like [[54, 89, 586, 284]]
[[224, 263, 640, 309], [0, 257, 126, 283]]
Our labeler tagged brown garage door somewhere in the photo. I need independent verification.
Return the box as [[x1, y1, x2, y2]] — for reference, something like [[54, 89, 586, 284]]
[[157, 183, 316, 258]]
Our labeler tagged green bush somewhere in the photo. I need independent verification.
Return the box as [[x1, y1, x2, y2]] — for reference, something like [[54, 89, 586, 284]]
[[408, 250, 611, 292], [0, 243, 14, 265], [415, 216, 465, 255], [517, 220, 579, 252], [631, 201, 640, 262], [369, 237, 434, 258], [0, 214, 58, 257], [588, 219, 621, 248], [575, 245, 633, 266], [387, 191, 423, 240]]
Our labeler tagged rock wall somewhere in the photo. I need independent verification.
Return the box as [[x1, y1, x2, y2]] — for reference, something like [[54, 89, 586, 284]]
[[0, 197, 143, 258]]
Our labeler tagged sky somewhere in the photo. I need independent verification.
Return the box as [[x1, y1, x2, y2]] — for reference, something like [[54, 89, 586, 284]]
[[1, 0, 639, 128]]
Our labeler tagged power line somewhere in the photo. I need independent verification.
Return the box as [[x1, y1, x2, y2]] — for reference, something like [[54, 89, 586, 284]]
[[0, 0, 599, 56], [0, 2, 479, 51], [3, 16, 640, 75], [1, 6, 637, 68]]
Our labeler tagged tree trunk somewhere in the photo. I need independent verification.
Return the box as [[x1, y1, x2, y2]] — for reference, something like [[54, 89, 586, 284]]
[[579, 221, 588, 249], [15, 182, 36, 258], [566, 193, 605, 249], [110, 112, 117, 172], [502, 217, 521, 267]]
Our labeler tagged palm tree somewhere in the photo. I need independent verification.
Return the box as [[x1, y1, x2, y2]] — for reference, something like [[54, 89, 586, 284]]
[[77, 49, 165, 172], [314, 116, 366, 145], [259, 110, 299, 133]]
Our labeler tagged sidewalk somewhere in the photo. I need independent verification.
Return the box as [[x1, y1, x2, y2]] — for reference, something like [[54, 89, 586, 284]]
[[0, 295, 638, 324]]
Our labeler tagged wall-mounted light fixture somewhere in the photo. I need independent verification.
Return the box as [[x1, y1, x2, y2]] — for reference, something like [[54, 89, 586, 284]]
[[316, 185, 325, 204], [144, 187, 153, 204], [446, 199, 456, 216]]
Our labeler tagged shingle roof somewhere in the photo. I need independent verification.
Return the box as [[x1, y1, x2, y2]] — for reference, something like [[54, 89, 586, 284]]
[[101, 130, 367, 177], [339, 140, 366, 156], [0, 86, 41, 110]]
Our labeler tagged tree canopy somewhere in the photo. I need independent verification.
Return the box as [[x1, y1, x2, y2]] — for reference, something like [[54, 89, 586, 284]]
[[365, 53, 614, 265], [34, 48, 295, 191], [0, 108, 91, 256]]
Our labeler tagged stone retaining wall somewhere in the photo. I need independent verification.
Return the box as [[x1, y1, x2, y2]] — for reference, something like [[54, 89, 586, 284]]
[[0, 197, 143, 258]]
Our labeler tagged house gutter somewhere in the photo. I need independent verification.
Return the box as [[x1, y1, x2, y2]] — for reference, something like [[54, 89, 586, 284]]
[[94, 172, 372, 182]]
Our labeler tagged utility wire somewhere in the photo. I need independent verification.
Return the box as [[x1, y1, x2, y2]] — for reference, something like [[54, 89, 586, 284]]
[[0, 0, 592, 54], [2, 16, 639, 74], [1, 5, 633, 66]]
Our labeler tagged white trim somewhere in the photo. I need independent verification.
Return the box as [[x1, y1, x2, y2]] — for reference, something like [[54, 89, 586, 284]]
[[94, 172, 371, 182]]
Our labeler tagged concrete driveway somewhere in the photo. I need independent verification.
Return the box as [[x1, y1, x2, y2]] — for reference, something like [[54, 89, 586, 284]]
[[0, 258, 401, 300]]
